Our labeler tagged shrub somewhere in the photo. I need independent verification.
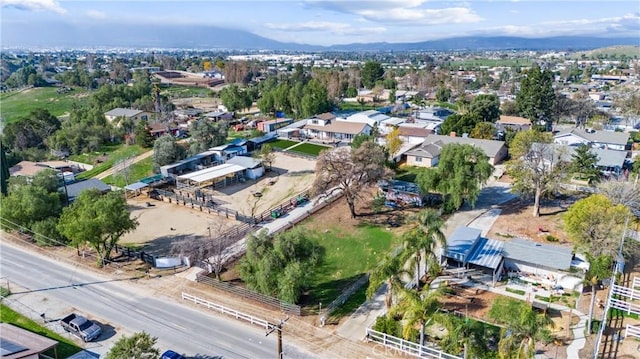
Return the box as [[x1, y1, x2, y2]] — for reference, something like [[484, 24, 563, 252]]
[[373, 314, 402, 337], [546, 235, 559, 242]]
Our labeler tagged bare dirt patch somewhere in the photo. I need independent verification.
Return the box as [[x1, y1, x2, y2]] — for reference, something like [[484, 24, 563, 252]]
[[120, 196, 238, 254], [486, 196, 581, 246], [210, 153, 316, 216]]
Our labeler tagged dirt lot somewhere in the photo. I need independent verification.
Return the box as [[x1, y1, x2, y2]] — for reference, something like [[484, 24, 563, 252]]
[[119, 153, 316, 254], [209, 153, 316, 216]]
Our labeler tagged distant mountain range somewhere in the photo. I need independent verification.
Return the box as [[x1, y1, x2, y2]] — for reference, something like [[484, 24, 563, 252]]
[[2, 21, 638, 51]]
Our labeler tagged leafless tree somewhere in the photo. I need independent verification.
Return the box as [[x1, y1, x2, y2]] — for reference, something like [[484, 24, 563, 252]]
[[312, 142, 391, 218], [171, 221, 233, 280], [597, 175, 640, 217]]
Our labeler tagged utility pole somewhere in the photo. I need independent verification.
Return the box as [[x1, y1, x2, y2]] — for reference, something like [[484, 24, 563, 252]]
[[265, 317, 289, 359]]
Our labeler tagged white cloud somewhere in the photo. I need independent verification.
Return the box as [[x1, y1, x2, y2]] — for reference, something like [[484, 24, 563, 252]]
[[304, 0, 483, 26], [265, 21, 386, 36], [85, 10, 107, 20], [1, 0, 66, 14]]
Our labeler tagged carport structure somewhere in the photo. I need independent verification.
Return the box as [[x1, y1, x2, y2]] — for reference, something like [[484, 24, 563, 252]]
[[443, 226, 505, 286], [176, 163, 246, 189]]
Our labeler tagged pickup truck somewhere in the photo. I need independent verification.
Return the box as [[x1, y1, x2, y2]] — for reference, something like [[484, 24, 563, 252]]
[[60, 313, 102, 342]]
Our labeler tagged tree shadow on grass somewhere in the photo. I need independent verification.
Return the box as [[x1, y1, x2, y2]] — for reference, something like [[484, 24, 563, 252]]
[[298, 273, 365, 314]]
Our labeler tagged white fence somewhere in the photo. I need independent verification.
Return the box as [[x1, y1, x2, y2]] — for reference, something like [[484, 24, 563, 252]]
[[611, 283, 640, 301], [608, 297, 640, 316], [626, 324, 640, 339], [181, 292, 269, 329], [365, 328, 462, 359]]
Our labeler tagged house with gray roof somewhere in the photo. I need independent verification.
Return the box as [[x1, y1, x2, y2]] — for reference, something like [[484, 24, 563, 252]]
[[65, 178, 111, 202], [554, 128, 630, 151], [403, 134, 507, 167], [104, 108, 151, 123]]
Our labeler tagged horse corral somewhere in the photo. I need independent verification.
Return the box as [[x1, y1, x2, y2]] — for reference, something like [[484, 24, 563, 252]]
[[120, 153, 317, 254]]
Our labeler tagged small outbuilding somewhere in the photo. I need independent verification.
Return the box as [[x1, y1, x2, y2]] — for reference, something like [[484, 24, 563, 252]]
[[0, 323, 59, 359]]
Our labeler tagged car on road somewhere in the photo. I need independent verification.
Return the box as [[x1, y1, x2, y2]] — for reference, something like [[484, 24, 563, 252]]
[[160, 350, 186, 359]]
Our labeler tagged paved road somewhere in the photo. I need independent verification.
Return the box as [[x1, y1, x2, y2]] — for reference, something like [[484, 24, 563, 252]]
[[0, 240, 312, 359]]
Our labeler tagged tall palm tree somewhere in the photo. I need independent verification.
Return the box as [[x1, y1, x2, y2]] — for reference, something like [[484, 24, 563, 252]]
[[402, 209, 446, 288], [367, 254, 408, 310], [392, 286, 442, 346], [488, 297, 553, 359]]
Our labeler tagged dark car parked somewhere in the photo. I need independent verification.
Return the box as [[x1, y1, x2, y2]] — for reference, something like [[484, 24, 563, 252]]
[[161, 350, 186, 359]]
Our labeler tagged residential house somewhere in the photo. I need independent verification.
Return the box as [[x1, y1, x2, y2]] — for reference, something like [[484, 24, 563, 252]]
[[344, 110, 390, 128], [104, 108, 152, 123], [554, 128, 630, 151], [302, 117, 371, 143], [65, 178, 111, 202], [496, 115, 532, 132], [396, 125, 434, 145], [0, 323, 59, 359], [203, 110, 234, 122], [403, 134, 507, 167]]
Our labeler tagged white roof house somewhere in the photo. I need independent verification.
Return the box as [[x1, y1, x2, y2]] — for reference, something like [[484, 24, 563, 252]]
[[554, 128, 630, 151]]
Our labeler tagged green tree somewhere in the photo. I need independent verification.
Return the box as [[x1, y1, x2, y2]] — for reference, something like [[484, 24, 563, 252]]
[[435, 86, 451, 102], [2, 109, 61, 152], [361, 61, 384, 89], [350, 133, 375, 149], [152, 135, 186, 172], [0, 142, 9, 195], [417, 144, 493, 213], [134, 120, 155, 148], [488, 297, 553, 359], [516, 66, 556, 128], [312, 142, 390, 218], [238, 228, 322, 303], [188, 119, 228, 155], [105, 332, 160, 359], [392, 287, 441, 346], [469, 94, 500, 122], [564, 194, 631, 258], [58, 190, 138, 266], [402, 209, 446, 286], [300, 79, 333, 118], [436, 313, 499, 358], [440, 113, 481, 137], [367, 254, 408, 310], [569, 144, 601, 185], [506, 130, 567, 217], [1, 171, 62, 230], [470, 122, 496, 140], [254, 144, 275, 171], [345, 86, 358, 98]]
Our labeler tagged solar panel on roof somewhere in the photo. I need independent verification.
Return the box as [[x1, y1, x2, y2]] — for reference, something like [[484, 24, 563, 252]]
[[0, 338, 29, 356]]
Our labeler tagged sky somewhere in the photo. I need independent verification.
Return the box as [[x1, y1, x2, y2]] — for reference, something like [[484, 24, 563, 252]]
[[1, 0, 639, 46]]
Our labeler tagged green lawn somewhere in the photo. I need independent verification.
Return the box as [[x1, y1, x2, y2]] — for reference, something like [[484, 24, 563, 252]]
[[0, 86, 91, 123], [288, 143, 331, 156], [302, 223, 401, 307], [270, 139, 299, 149], [102, 157, 154, 187], [73, 144, 147, 180], [395, 166, 430, 183], [0, 304, 83, 358]]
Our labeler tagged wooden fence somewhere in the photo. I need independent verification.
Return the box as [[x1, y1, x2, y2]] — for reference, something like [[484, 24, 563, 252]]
[[195, 270, 302, 316], [113, 244, 156, 266], [150, 189, 251, 222], [252, 189, 311, 224]]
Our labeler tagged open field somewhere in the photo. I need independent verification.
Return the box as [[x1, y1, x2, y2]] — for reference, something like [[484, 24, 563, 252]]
[[161, 84, 213, 98], [0, 86, 91, 123], [102, 157, 154, 187], [73, 144, 147, 180]]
